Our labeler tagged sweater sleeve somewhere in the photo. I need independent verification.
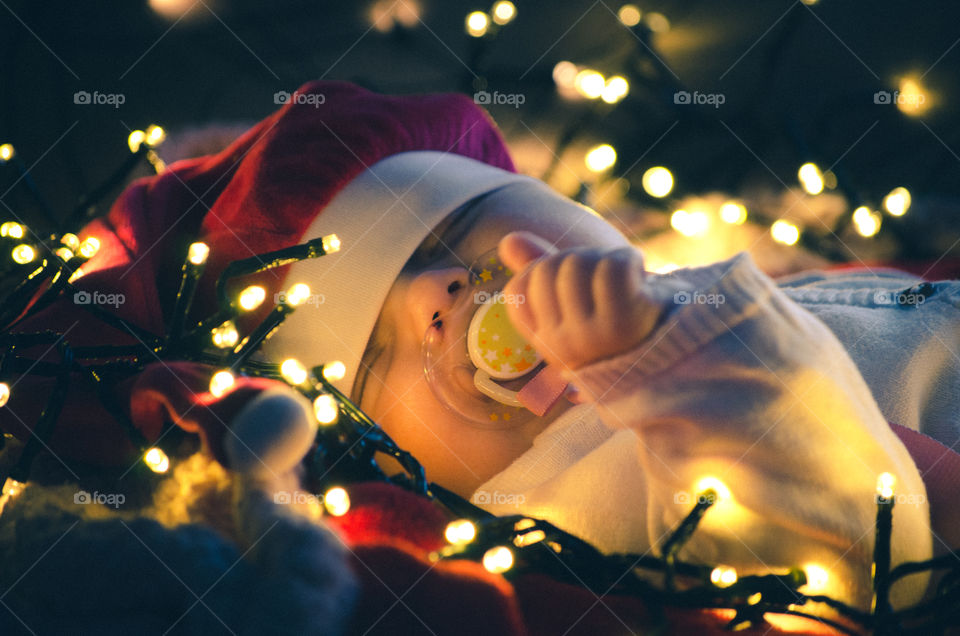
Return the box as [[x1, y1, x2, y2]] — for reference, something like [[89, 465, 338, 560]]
[[565, 252, 931, 611]]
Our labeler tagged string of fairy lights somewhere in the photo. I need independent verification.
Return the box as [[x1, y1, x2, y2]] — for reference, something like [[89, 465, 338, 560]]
[[0, 129, 959, 633]]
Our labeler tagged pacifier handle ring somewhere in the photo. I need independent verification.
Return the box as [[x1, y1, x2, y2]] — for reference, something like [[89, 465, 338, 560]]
[[473, 369, 523, 407]]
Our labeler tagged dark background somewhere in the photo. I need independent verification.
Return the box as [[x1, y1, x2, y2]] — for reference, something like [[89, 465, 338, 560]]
[[2, 0, 959, 264]]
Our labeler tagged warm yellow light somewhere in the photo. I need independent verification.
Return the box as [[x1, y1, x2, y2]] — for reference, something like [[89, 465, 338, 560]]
[[800, 0, 818, 4], [771, 220, 801, 246], [11, 244, 36, 264], [574, 70, 605, 99], [209, 370, 235, 398], [644, 11, 670, 32], [1, 222, 25, 239], [694, 476, 732, 503], [284, 282, 311, 307], [670, 209, 710, 237], [618, 4, 641, 27], [747, 592, 762, 605], [641, 166, 674, 198], [211, 320, 239, 349], [710, 565, 738, 588], [883, 187, 911, 217], [322, 233, 341, 254], [552, 61, 578, 89], [78, 237, 101, 259], [60, 233, 80, 250], [324, 486, 351, 516], [0, 382, 10, 407], [877, 472, 896, 499], [313, 394, 340, 425], [187, 242, 209, 266], [513, 529, 546, 548], [144, 447, 170, 473], [1, 478, 24, 498], [322, 361, 347, 382], [584, 144, 617, 173], [719, 201, 748, 225], [491, 1, 516, 25], [802, 563, 830, 592], [145, 124, 166, 147], [127, 130, 146, 153], [444, 519, 477, 545], [798, 163, 824, 195], [238, 285, 266, 311], [897, 77, 931, 117], [482, 546, 514, 573], [466, 11, 490, 37], [280, 358, 309, 385], [0, 143, 14, 163], [853, 206, 881, 238], [55, 247, 74, 261], [601, 76, 629, 104]]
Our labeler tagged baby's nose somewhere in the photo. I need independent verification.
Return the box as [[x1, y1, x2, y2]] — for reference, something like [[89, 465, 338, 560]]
[[406, 267, 471, 334]]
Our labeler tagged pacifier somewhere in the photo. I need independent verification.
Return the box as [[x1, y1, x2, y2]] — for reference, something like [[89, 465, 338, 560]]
[[422, 248, 569, 429]]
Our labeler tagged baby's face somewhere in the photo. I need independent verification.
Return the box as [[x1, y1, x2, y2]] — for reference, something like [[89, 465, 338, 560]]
[[356, 180, 630, 497]]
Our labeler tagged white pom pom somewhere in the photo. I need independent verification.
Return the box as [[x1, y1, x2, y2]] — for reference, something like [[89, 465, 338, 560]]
[[225, 388, 317, 477]]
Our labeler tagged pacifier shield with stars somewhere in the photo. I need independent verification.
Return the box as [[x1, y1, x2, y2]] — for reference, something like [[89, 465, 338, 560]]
[[422, 248, 548, 429]]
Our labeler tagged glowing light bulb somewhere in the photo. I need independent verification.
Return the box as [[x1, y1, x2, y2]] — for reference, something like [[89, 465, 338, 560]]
[[322, 233, 341, 254], [466, 11, 490, 37], [552, 61, 578, 89], [11, 244, 35, 264], [513, 529, 546, 548], [644, 11, 670, 32], [771, 220, 800, 246], [238, 285, 266, 311], [670, 209, 710, 237], [284, 282, 311, 307], [0, 382, 10, 407], [145, 124, 166, 147], [2, 478, 24, 497], [618, 4, 641, 27], [60, 233, 80, 250], [144, 447, 170, 473], [323, 486, 351, 516], [642, 166, 674, 198], [313, 394, 339, 425], [491, 1, 516, 25], [574, 70, 605, 99], [897, 76, 931, 117], [482, 546, 514, 573], [877, 472, 896, 499], [187, 242, 209, 265], [78, 237, 101, 259], [694, 476, 732, 504], [710, 565, 738, 588], [883, 187, 911, 216], [0, 143, 14, 163], [444, 519, 477, 545], [209, 370, 235, 398], [127, 130, 146, 153], [853, 206, 881, 238], [719, 201, 748, 225], [280, 358, 309, 385], [211, 320, 239, 349], [322, 361, 347, 382], [601, 76, 629, 104], [584, 144, 617, 173], [55, 247, 74, 261], [802, 563, 830, 592], [798, 163, 824, 195], [0, 222, 25, 239]]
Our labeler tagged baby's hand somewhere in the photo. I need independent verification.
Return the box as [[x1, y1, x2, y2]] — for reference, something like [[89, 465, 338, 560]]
[[499, 231, 663, 371]]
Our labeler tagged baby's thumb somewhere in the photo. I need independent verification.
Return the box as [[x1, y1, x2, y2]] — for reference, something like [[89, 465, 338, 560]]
[[498, 231, 556, 273]]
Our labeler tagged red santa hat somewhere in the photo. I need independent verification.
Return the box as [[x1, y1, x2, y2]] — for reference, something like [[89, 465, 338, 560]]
[[0, 80, 529, 466]]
